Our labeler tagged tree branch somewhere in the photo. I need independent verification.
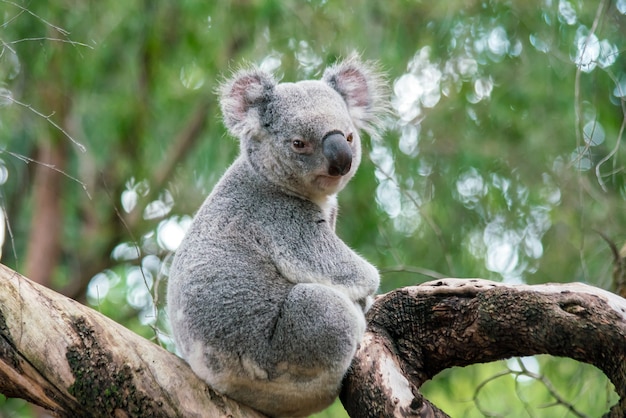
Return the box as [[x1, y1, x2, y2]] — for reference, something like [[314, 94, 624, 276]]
[[341, 278, 626, 418], [0, 264, 263, 417], [1, 264, 625, 417]]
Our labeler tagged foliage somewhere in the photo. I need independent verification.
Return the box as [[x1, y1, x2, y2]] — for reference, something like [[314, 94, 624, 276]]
[[0, 0, 625, 416]]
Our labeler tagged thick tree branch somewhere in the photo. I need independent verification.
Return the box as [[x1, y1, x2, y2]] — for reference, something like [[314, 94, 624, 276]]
[[341, 279, 626, 418], [1, 264, 625, 417], [0, 264, 263, 417]]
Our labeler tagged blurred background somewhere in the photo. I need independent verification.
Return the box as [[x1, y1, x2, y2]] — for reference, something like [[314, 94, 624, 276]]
[[1, 0, 625, 416]]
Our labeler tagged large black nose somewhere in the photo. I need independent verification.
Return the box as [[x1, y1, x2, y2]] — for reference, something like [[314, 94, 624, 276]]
[[322, 132, 352, 177]]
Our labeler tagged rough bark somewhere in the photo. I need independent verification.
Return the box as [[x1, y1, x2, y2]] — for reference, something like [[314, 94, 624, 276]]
[[1, 265, 625, 417], [341, 278, 626, 418], [0, 264, 263, 417]]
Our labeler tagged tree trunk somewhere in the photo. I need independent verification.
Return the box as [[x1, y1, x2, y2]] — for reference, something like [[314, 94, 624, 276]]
[[0, 265, 624, 417]]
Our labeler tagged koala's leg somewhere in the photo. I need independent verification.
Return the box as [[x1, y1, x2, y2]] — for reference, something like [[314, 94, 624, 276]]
[[190, 283, 366, 418], [278, 282, 363, 343], [229, 283, 365, 417], [273, 282, 365, 377]]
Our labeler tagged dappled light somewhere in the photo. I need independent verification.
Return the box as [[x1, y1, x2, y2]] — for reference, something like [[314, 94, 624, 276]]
[[571, 26, 618, 73], [454, 169, 554, 283], [422, 355, 617, 417]]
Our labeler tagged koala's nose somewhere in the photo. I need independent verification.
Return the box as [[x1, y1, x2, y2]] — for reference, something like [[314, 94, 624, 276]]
[[323, 132, 352, 177]]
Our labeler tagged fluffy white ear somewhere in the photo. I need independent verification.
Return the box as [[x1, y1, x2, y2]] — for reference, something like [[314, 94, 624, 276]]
[[219, 68, 276, 138], [322, 54, 387, 137]]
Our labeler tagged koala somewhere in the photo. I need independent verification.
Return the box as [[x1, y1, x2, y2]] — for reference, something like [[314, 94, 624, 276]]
[[167, 55, 385, 418]]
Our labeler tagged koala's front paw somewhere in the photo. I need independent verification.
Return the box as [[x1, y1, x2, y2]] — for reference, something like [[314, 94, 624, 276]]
[[356, 295, 374, 313]]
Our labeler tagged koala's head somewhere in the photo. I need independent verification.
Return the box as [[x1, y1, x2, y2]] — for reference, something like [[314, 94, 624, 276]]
[[219, 55, 386, 206]]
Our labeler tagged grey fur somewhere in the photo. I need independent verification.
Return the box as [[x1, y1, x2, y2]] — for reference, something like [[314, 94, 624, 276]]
[[167, 55, 385, 417]]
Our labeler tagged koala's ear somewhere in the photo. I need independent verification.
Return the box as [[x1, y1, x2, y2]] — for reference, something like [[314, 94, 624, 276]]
[[219, 68, 276, 138], [322, 54, 387, 136]]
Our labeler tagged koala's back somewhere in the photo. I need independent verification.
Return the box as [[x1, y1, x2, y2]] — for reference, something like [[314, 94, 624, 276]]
[[168, 157, 292, 353], [167, 157, 364, 416]]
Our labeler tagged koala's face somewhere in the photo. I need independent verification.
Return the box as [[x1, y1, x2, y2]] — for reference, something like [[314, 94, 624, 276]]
[[247, 80, 362, 202], [220, 56, 385, 205]]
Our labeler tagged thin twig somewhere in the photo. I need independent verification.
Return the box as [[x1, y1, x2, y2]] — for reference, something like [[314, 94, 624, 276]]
[[8, 37, 93, 49], [1, 0, 70, 35], [0, 3, 25, 28], [100, 176, 164, 345], [2, 150, 91, 199], [370, 158, 455, 274], [573, 0, 608, 152], [2, 93, 86, 153], [571, 0, 609, 283], [511, 359, 590, 418], [473, 369, 512, 417], [595, 81, 626, 191]]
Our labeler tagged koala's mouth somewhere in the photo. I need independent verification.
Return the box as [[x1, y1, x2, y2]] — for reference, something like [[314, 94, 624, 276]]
[[314, 174, 345, 191]]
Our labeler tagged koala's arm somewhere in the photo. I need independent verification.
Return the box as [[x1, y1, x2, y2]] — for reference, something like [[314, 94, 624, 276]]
[[267, 211, 379, 307], [274, 244, 378, 310]]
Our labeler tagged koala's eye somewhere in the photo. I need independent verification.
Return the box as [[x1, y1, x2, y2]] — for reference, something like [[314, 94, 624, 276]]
[[291, 138, 312, 154], [346, 133, 354, 143]]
